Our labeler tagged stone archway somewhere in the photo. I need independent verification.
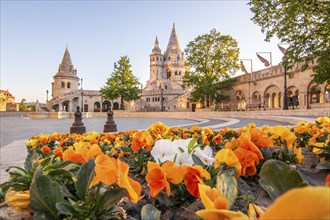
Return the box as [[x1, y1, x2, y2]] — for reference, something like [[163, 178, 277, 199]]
[[264, 85, 281, 109], [113, 102, 119, 110], [94, 102, 101, 112], [251, 91, 261, 103], [235, 90, 246, 111], [102, 100, 111, 112], [71, 97, 79, 112]]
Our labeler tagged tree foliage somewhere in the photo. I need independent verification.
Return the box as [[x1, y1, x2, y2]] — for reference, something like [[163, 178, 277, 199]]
[[100, 56, 140, 110], [249, 0, 330, 84], [183, 29, 240, 106]]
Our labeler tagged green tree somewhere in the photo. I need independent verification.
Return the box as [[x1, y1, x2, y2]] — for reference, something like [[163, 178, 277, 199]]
[[183, 29, 240, 107], [100, 56, 140, 110], [249, 0, 330, 84], [19, 98, 27, 111]]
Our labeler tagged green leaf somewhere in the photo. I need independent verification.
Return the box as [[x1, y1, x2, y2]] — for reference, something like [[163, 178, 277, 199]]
[[97, 188, 127, 211], [29, 166, 64, 219], [75, 159, 95, 200], [24, 149, 39, 172], [47, 169, 74, 181], [188, 138, 197, 154], [192, 153, 205, 167], [259, 159, 308, 200], [56, 201, 80, 218], [215, 172, 237, 209], [141, 204, 161, 220]]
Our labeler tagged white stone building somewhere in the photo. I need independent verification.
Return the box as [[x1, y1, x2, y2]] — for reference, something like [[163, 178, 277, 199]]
[[46, 47, 120, 112]]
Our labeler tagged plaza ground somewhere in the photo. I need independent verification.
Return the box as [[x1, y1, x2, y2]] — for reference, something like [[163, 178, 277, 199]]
[[0, 109, 327, 182]]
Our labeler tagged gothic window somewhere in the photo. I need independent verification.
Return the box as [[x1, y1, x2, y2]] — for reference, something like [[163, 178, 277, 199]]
[[157, 57, 159, 61], [175, 71, 177, 75], [177, 56, 179, 60], [67, 82, 71, 89], [61, 82, 65, 88], [179, 71, 181, 75], [165, 85, 168, 89]]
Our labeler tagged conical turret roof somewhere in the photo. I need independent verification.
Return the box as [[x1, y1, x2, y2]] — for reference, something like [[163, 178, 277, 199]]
[[165, 23, 182, 53], [152, 36, 161, 53], [54, 46, 78, 78]]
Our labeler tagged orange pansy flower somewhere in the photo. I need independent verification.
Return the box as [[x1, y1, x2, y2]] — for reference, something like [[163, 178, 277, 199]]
[[214, 149, 241, 177], [198, 184, 228, 210], [234, 148, 259, 176], [148, 121, 170, 137], [53, 147, 63, 158], [62, 148, 85, 163], [212, 134, 222, 145], [40, 145, 51, 154], [131, 131, 154, 153], [90, 154, 143, 203], [260, 187, 330, 220], [146, 162, 170, 197], [183, 165, 211, 198], [237, 132, 263, 161]]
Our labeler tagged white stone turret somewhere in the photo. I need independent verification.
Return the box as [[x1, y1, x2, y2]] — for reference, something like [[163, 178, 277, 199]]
[[51, 46, 80, 98], [149, 36, 164, 83]]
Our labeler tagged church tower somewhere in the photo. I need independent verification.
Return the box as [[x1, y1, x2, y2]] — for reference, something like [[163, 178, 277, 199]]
[[148, 36, 163, 84], [51, 46, 80, 98], [163, 23, 185, 87], [143, 24, 186, 111]]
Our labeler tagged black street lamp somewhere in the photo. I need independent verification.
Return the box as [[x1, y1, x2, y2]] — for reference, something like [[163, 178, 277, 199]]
[[240, 59, 253, 106], [140, 83, 143, 110], [46, 90, 49, 102], [81, 78, 84, 112], [278, 44, 289, 110], [160, 88, 164, 112], [282, 55, 289, 110]]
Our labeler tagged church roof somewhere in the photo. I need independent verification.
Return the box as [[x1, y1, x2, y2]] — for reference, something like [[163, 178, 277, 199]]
[[152, 36, 161, 53], [54, 46, 79, 78], [165, 23, 183, 54]]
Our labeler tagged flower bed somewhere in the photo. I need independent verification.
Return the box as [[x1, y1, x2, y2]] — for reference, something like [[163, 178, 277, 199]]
[[1, 118, 330, 219]]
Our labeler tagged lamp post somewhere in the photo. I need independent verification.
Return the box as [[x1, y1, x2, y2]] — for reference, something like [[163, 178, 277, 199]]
[[140, 83, 143, 110], [160, 88, 164, 112], [240, 59, 253, 106], [46, 90, 49, 102], [277, 44, 289, 110], [81, 78, 84, 112], [282, 57, 289, 110]]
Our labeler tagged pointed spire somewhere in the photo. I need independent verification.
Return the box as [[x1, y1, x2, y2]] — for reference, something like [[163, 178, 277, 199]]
[[55, 46, 78, 78], [152, 35, 161, 54], [154, 36, 159, 48], [165, 23, 182, 53]]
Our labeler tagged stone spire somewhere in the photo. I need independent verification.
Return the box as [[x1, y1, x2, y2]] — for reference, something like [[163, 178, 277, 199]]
[[152, 36, 161, 53], [55, 46, 78, 78], [165, 23, 182, 54]]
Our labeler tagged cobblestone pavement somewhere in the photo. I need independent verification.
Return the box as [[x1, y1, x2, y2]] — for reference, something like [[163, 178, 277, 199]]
[[0, 115, 317, 182]]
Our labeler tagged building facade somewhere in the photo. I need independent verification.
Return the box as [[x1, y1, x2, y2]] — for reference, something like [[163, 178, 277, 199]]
[[47, 25, 330, 112], [141, 24, 188, 111], [0, 90, 17, 111], [46, 47, 120, 112]]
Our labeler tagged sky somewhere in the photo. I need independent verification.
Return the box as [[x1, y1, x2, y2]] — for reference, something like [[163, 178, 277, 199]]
[[1, 0, 283, 103]]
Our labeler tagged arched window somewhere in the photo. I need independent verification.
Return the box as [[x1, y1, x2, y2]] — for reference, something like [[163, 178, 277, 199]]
[[67, 82, 71, 89], [61, 82, 65, 88], [310, 85, 321, 103], [156, 57, 159, 61]]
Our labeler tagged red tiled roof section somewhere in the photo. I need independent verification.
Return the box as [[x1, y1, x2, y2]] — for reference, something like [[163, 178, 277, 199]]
[[0, 90, 15, 98]]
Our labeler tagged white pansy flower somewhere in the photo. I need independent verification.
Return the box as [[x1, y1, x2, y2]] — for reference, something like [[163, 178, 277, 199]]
[[150, 139, 177, 163], [193, 146, 215, 165]]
